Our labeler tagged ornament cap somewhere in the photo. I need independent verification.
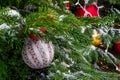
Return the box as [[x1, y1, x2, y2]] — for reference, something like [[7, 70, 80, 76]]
[[63, 1, 69, 4]]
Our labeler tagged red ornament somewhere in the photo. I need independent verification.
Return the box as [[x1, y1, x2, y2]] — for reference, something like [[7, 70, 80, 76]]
[[28, 34, 39, 41], [116, 63, 120, 71], [74, 3, 99, 17], [64, 1, 70, 10], [117, 63, 120, 68], [39, 27, 46, 33], [113, 41, 120, 54]]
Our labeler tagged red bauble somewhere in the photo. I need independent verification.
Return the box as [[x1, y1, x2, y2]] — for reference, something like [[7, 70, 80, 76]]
[[74, 3, 99, 17], [117, 63, 120, 68], [113, 41, 120, 54], [39, 27, 46, 33], [66, 3, 70, 10], [116, 63, 120, 71], [64, 1, 70, 10], [28, 34, 39, 41]]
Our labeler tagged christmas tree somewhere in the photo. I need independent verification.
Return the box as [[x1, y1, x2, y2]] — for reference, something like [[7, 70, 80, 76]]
[[0, 0, 120, 80]]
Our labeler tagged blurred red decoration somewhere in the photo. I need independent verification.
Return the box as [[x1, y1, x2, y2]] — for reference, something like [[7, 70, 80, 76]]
[[113, 41, 120, 54], [74, 3, 99, 17], [28, 34, 39, 41], [64, 1, 70, 10], [39, 27, 46, 33]]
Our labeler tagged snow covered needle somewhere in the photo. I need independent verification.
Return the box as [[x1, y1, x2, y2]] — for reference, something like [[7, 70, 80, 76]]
[[7, 9, 20, 17]]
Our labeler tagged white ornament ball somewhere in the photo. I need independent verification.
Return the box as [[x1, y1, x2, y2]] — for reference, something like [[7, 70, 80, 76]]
[[22, 38, 54, 69]]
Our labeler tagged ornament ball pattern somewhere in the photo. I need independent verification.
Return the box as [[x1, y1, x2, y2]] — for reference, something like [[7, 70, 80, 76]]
[[22, 38, 54, 69]]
